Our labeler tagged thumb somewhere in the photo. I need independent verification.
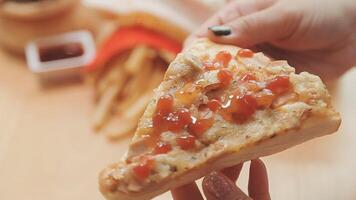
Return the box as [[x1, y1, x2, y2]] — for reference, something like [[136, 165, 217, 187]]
[[202, 171, 252, 200], [208, 6, 289, 48]]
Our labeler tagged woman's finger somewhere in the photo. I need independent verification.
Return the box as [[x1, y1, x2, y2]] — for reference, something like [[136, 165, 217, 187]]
[[203, 171, 252, 200], [208, 5, 285, 47], [248, 159, 271, 200], [198, 0, 276, 36], [221, 163, 243, 183], [171, 182, 204, 200], [184, 0, 276, 47]]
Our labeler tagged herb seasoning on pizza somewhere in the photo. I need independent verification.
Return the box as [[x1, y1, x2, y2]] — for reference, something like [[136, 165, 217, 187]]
[[99, 39, 341, 200]]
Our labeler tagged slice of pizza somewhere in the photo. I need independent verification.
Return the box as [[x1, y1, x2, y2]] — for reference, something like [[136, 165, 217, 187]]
[[99, 39, 341, 200]]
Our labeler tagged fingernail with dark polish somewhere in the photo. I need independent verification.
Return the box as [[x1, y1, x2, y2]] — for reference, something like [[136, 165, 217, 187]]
[[208, 25, 232, 36], [204, 172, 234, 199]]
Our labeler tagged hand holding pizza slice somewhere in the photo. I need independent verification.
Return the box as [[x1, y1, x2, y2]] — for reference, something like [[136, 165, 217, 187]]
[[99, 39, 341, 200]]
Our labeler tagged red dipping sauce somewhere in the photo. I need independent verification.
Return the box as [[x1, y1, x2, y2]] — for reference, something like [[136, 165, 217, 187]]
[[39, 42, 84, 62]]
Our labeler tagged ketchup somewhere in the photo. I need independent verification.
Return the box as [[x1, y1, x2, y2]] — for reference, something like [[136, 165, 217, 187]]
[[214, 51, 232, 67], [207, 99, 221, 112], [132, 156, 154, 180], [240, 73, 257, 81], [266, 76, 291, 95], [255, 89, 276, 108], [237, 49, 254, 58], [39, 42, 83, 62], [221, 94, 258, 124], [154, 142, 172, 154], [153, 95, 193, 133], [203, 61, 218, 71], [156, 94, 174, 115], [176, 135, 196, 150], [188, 118, 214, 137], [152, 94, 174, 129], [217, 69, 233, 87]]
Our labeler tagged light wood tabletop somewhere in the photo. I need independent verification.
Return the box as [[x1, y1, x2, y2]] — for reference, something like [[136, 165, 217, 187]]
[[1, 1, 356, 199]]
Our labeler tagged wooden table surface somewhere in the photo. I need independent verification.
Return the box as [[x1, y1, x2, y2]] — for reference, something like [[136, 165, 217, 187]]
[[1, 47, 356, 200], [1, 2, 356, 200]]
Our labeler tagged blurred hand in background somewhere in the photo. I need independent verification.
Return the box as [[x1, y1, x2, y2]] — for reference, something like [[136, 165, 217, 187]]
[[186, 0, 356, 79]]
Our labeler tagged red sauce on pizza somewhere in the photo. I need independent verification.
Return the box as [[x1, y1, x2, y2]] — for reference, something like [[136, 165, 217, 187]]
[[203, 61, 218, 71], [214, 51, 232, 67], [255, 89, 276, 108], [237, 49, 254, 58], [133, 156, 154, 180], [220, 94, 258, 123], [188, 118, 214, 137], [155, 94, 174, 115], [176, 135, 196, 150], [153, 107, 193, 133], [240, 73, 257, 81], [266, 76, 291, 94], [175, 83, 201, 105], [154, 142, 172, 155], [218, 69, 233, 87], [207, 99, 221, 112]]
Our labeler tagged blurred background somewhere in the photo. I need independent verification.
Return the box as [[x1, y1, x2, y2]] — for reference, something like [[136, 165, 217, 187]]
[[0, 0, 355, 199]]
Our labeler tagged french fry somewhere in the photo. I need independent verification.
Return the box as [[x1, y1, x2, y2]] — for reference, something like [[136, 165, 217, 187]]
[[103, 117, 137, 140], [124, 45, 156, 75], [97, 67, 125, 99], [117, 60, 153, 112], [91, 44, 170, 140], [103, 93, 152, 140], [96, 55, 128, 99], [103, 54, 162, 139], [147, 61, 165, 90], [158, 49, 176, 63], [92, 83, 121, 131], [122, 92, 153, 120], [95, 20, 119, 46]]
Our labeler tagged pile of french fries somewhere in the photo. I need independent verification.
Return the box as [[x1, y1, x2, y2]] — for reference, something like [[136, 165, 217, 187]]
[[91, 45, 174, 140]]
